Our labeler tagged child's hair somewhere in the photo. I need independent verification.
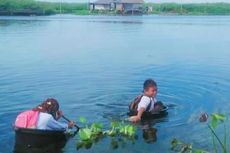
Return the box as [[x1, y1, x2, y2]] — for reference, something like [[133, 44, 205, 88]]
[[143, 79, 157, 91], [33, 98, 59, 118]]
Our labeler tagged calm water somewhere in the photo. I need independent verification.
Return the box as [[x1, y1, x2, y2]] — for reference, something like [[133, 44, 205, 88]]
[[0, 15, 230, 153]]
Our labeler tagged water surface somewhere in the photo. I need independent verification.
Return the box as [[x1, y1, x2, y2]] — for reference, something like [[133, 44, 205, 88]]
[[0, 15, 230, 153]]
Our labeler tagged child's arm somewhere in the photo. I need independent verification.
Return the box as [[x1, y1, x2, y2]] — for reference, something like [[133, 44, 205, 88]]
[[130, 108, 145, 123], [46, 116, 75, 130], [47, 117, 68, 130]]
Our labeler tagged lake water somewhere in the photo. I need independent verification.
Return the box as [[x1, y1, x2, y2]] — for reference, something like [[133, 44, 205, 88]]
[[0, 15, 230, 153]]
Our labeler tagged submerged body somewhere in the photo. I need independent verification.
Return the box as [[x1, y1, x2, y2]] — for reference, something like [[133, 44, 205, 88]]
[[15, 98, 74, 131], [137, 96, 157, 112], [129, 79, 160, 122], [37, 112, 68, 130]]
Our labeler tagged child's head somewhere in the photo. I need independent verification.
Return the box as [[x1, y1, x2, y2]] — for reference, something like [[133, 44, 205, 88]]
[[143, 79, 157, 97], [33, 98, 59, 119]]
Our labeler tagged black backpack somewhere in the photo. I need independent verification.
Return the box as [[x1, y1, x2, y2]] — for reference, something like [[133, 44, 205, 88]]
[[129, 95, 152, 112]]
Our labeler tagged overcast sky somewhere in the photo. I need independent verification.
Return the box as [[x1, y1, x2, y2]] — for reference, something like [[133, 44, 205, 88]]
[[38, 0, 230, 3]]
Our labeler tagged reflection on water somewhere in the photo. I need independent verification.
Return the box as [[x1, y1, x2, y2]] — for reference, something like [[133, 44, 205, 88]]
[[142, 128, 157, 144], [14, 144, 64, 153], [0, 15, 230, 153]]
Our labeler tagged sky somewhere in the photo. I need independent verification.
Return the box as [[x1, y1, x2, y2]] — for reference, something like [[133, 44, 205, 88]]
[[38, 0, 230, 3]]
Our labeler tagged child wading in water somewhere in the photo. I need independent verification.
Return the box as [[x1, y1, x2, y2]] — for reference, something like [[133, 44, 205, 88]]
[[15, 98, 75, 130], [129, 79, 162, 123]]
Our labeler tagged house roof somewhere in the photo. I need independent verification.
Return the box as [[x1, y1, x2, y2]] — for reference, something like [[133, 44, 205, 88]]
[[120, 0, 144, 3], [92, 0, 144, 4], [93, 0, 113, 4]]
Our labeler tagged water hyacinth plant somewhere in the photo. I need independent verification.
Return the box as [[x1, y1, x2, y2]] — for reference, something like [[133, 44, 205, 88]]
[[171, 138, 208, 153], [171, 113, 228, 153], [208, 113, 228, 153], [76, 117, 137, 150], [105, 121, 137, 138], [76, 117, 104, 149], [106, 121, 137, 149]]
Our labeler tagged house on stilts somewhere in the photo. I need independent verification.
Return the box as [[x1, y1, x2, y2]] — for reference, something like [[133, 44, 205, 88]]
[[89, 0, 144, 15]]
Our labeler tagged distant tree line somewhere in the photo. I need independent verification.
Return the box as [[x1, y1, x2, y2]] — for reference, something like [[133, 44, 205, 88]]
[[0, 0, 87, 16], [146, 3, 230, 15], [0, 0, 230, 16]]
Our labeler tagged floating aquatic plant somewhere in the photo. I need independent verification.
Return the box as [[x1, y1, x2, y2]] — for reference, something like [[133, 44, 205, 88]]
[[171, 113, 228, 153], [76, 118, 137, 150], [104, 121, 137, 138], [171, 138, 208, 153], [105, 121, 137, 149], [79, 117, 87, 124], [208, 113, 228, 153]]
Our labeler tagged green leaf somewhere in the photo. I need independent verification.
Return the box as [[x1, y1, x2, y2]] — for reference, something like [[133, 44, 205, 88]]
[[79, 128, 92, 141], [194, 149, 206, 153], [105, 130, 116, 137], [212, 113, 226, 122], [127, 125, 136, 137], [211, 113, 226, 129], [79, 117, 87, 123], [211, 117, 218, 129], [119, 126, 125, 134], [111, 121, 119, 128], [91, 122, 103, 130], [76, 120, 138, 150], [171, 138, 178, 150]]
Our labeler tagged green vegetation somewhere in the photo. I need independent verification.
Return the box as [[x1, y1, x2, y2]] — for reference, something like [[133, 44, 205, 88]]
[[171, 138, 208, 153], [171, 113, 228, 153], [1, 0, 230, 16], [145, 3, 230, 15], [0, 0, 88, 15], [209, 114, 228, 153], [75, 113, 228, 151], [76, 117, 137, 150]]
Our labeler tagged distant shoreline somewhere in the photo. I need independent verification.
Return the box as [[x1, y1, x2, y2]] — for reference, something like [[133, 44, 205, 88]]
[[1, 0, 230, 16]]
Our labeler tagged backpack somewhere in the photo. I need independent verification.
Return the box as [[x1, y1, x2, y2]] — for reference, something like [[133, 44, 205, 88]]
[[129, 95, 144, 111], [129, 95, 153, 112], [15, 110, 39, 129]]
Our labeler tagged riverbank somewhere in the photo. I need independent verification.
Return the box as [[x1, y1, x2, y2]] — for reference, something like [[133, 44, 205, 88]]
[[0, 0, 230, 16], [146, 3, 230, 15], [0, 0, 88, 16]]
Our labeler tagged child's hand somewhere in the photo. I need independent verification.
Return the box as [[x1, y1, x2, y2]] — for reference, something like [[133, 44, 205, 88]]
[[129, 116, 141, 123], [68, 121, 75, 129]]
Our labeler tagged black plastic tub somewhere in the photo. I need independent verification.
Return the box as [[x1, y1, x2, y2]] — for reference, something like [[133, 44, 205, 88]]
[[14, 128, 73, 153], [127, 106, 168, 119]]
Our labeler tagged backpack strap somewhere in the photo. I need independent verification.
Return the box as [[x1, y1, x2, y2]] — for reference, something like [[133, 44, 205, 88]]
[[129, 94, 143, 111], [145, 98, 152, 112]]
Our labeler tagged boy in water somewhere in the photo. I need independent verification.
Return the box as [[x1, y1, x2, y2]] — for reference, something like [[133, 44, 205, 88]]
[[130, 79, 158, 123]]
